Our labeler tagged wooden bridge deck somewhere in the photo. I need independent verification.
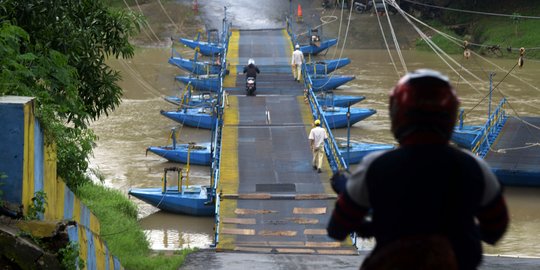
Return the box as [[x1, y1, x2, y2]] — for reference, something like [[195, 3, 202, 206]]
[[216, 29, 356, 255]]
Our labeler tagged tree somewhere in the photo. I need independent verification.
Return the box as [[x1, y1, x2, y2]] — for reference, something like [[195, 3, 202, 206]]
[[0, 1, 143, 189]]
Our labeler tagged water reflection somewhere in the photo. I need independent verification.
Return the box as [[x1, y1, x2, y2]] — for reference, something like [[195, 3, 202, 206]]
[[139, 211, 214, 250]]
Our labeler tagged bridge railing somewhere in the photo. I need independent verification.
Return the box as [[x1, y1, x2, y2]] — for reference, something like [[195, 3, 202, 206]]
[[470, 98, 508, 158], [210, 18, 232, 247]]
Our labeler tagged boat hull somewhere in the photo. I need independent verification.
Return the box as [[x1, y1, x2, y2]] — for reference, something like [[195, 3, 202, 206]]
[[317, 95, 365, 107], [147, 143, 212, 165], [128, 186, 215, 216], [160, 108, 216, 129], [168, 57, 221, 75], [163, 93, 215, 107], [306, 58, 351, 74], [300, 39, 338, 55], [179, 38, 223, 56], [339, 142, 395, 164], [311, 75, 355, 91], [176, 76, 221, 92], [323, 107, 376, 129]]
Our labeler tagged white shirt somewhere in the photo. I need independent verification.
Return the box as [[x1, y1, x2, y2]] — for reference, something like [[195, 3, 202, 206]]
[[291, 49, 304, 65], [309, 126, 327, 148]]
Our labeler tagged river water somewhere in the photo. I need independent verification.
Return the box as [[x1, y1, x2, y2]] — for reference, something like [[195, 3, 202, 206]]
[[89, 2, 540, 257]]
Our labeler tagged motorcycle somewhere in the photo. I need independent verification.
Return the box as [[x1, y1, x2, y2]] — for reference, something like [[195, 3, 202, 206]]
[[246, 77, 256, 96]]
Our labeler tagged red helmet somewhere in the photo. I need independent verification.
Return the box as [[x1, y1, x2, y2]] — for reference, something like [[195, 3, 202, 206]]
[[389, 69, 459, 143]]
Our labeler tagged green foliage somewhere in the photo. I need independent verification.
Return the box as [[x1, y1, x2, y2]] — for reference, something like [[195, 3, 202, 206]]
[[58, 242, 85, 270], [76, 182, 189, 269], [26, 191, 47, 220], [0, 0, 144, 190]]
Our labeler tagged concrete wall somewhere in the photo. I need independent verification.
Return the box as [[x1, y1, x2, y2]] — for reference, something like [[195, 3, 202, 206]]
[[0, 96, 122, 269]]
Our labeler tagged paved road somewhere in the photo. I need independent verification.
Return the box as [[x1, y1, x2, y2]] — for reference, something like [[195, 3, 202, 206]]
[[180, 249, 540, 270]]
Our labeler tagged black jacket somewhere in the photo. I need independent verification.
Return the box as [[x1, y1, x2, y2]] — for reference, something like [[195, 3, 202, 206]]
[[243, 64, 260, 78]]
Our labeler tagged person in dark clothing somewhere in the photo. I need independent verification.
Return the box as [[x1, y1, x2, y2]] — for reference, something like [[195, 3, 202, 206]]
[[243, 58, 260, 78], [327, 69, 509, 270]]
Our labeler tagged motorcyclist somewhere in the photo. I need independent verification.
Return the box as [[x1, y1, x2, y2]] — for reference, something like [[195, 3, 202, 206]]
[[327, 69, 509, 270], [243, 58, 260, 79]]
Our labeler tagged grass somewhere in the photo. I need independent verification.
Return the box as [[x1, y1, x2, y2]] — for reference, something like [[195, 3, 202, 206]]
[[415, 1, 540, 59], [76, 182, 192, 270]]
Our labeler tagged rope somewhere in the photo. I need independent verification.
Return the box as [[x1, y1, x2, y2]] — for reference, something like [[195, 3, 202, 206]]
[[134, 0, 162, 43], [157, 0, 187, 36], [382, 0, 408, 74], [375, 1, 402, 78], [402, 0, 540, 20], [122, 0, 154, 42]]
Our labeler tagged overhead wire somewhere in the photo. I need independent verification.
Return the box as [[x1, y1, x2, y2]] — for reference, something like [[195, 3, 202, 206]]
[[388, 0, 540, 136]]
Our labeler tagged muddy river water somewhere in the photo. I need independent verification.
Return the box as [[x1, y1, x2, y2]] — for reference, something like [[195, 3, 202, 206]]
[[89, 2, 540, 257]]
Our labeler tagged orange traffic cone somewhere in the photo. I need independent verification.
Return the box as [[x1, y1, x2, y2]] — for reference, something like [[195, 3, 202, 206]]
[[297, 4, 303, 22]]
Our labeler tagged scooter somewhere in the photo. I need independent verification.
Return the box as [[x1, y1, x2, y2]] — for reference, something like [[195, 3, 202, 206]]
[[246, 77, 256, 96]]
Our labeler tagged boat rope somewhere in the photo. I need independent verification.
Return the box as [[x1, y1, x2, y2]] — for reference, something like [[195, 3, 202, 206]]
[[404, 10, 540, 98], [375, 1, 402, 78], [133, 0, 162, 43], [382, 0, 408, 75], [156, 0, 188, 36], [390, 2, 483, 95], [118, 59, 164, 98], [121, 0, 155, 42], [402, 0, 540, 20]]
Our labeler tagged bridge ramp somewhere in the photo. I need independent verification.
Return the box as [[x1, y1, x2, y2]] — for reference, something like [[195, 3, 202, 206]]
[[217, 29, 356, 255]]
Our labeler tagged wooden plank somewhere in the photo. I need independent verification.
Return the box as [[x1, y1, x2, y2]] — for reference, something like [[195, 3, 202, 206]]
[[276, 248, 316, 254], [239, 193, 272, 199], [258, 230, 297, 237], [235, 208, 277, 215], [293, 207, 327, 215], [222, 228, 255, 235], [317, 249, 358, 255], [267, 241, 305, 247], [222, 218, 256, 225], [305, 241, 341, 248], [303, 229, 327, 235], [234, 246, 273, 253], [286, 217, 319, 224], [295, 194, 337, 200]]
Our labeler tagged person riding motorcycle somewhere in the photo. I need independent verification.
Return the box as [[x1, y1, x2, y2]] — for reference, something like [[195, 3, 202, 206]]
[[243, 58, 260, 79], [243, 59, 260, 96]]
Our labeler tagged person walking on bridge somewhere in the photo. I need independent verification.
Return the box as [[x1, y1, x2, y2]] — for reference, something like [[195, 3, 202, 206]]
[[309, 119, 327, 173], [291, 44, 304, 82], [327, 69, 509, 270]]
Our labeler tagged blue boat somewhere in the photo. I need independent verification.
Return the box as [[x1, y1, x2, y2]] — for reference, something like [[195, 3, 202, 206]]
[[147, 129, 212, 165], [306, 58, 351, 75], [128, 167, 215, 216], [311, 75, 356, 92], [179, 38, 223, 56], [317, 92, 365, 107], [160, 107, 216, 129], [176, 75, 221, 92], [169, 56, 221, 75], [338, 141, 395, 164], [323, 106, 376, 129], [451, 125, 483, 150], [164, 92, 215, 107], [299, 39, 338, 55]]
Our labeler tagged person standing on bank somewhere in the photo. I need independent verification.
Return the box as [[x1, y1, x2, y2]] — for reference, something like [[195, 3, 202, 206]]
[[327, 69, 509, 270], [309, 119, 328, 173], [291, 44, 304, 82]]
